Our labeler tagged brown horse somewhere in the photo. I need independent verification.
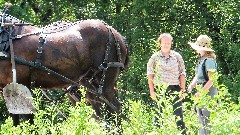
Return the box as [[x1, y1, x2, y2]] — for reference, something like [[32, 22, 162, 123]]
[[0, 13, 129, 126]]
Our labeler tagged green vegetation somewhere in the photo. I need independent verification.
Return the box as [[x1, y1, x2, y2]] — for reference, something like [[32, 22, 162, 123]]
[[0, 0, 239, 134], [0, 84, 240, 134]]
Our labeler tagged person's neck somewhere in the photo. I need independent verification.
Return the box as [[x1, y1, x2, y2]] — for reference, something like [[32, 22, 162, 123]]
[[199, 52, 206, 61], [199, 52, 205, 57], [161, 50, 170, 56]]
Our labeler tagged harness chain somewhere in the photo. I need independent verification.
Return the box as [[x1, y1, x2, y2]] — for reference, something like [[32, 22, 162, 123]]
[[0, 55, 121, 114], [41, 90, 68, 119], [1, 55, 120, 113]]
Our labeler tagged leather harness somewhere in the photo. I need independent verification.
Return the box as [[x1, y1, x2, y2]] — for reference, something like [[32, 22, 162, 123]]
[[0, 14, 124, 114]]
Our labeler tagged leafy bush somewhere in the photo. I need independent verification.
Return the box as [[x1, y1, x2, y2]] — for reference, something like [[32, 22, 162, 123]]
[[0, 81, 239, 135], [0, 1, 239, 134]]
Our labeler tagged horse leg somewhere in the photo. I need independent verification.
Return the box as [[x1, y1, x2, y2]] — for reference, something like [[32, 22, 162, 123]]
[[66, 83, 103, 120], [67, 94, 77, 106], [86, 91, 103, 117], [79, 75, 122, 132], [102, 70, 123, 134], [10, 113, 34, 126], [22, 114, 34, 124], [10, 113, 20, 126], [103, 77, 121, 115], [66, 85, 82, 106]]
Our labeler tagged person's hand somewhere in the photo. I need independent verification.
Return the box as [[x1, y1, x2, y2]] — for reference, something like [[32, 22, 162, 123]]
[[179, 90, 186, 99], [187, 85, 193, 93], [150, 92, 157, 100], [195, 91, 200, 98]]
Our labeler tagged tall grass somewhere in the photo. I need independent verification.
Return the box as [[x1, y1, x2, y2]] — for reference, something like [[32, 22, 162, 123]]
[[0, 81, 240, 135]]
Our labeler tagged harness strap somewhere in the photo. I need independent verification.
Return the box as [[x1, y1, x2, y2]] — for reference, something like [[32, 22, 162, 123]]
[[35, 36, 46, 66], [0, 20, 124, 115], [97, 26, 124, 95], [97, 27, 112, 94], [88, 69, 101, 84], [1, 53, 122, 117], [112, 30, 122, 63], [98, 62, 124, 70], [202, 58, 209, 81], [0, 54, 121, 113]]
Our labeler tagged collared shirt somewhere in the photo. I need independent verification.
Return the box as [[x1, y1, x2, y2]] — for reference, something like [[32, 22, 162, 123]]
[[195, 55, 217, 83], [147, 50, 186, 85]]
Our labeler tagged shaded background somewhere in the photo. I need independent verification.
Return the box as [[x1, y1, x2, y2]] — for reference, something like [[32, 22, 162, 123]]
[[0, 0, 239, 120]]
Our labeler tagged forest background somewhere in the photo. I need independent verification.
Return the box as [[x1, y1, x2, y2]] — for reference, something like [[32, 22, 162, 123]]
[[0, 0, 239, 134]]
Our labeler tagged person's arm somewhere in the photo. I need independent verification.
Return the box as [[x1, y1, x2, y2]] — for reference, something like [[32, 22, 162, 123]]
[[195, 72, 214, 97], [176, 53, 186, 96], [197, 58, 216, 97], [147, 54, 156, 100], [188, 74, 198, 93], [148, 74, 156, 100], [179, 74, 186, 99], [179, 74, 186, 92], [202, 71, 214, 91]]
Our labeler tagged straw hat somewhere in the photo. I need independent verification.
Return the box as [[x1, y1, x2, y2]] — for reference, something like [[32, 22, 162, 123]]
[[188, 35, 214, 51]]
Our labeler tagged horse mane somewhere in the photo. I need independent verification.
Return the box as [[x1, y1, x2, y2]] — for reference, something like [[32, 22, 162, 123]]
[[1, 14, 28, 24], [40, 21, 81, 33]]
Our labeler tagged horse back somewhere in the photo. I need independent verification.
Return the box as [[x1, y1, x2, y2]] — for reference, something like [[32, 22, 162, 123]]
[[0, 19, 129, 90]]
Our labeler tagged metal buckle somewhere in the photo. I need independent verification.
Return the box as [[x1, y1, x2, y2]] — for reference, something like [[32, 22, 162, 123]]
[[37, 47, 43, 53]]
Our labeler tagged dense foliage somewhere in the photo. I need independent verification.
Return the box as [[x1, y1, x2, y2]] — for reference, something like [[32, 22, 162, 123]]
[[1, 84, 240, 134], [0, 0, 239, 134]]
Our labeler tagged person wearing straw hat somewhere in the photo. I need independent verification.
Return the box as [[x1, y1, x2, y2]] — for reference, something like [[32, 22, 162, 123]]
[[147, 33, 187, 134], [187, 35, 218, 135]]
